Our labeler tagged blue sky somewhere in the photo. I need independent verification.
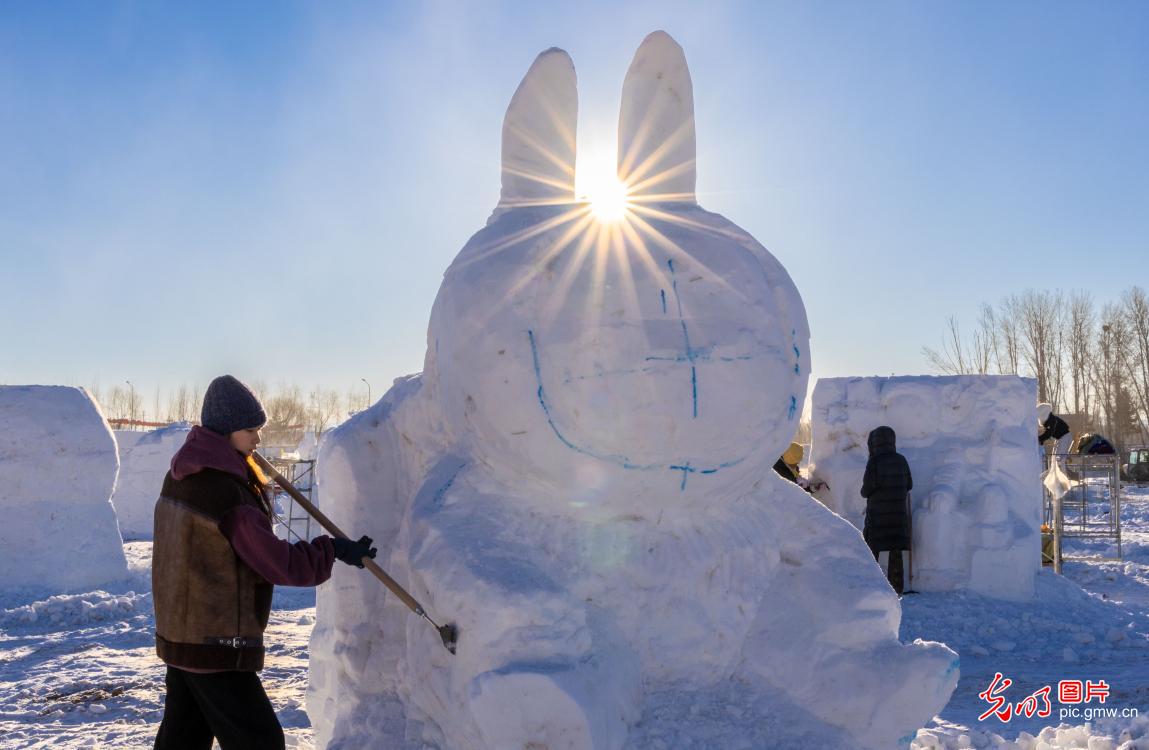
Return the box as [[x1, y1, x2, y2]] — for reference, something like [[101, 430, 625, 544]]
[[2, 1, 1147, 405]]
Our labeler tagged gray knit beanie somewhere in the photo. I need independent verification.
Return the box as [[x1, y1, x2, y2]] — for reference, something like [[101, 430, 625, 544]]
[[201, 375, 267, 435]]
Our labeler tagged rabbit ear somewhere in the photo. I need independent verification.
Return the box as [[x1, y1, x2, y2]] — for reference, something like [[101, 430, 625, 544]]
[[617, 31, 696, 204], [498, 48, 578, 211]]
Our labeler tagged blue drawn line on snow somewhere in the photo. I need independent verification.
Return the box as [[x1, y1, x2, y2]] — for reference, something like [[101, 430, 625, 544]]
[[567, 352, 753, 384], [433, 463, 465, 508], [528, 329, 746, 488], [795, 364, 801, 374], [788, 395, 797, 420], [666, 258, 699, 419], [793, 344, 801, 360], [563, 365, 659, 384], [690, 366, 698, 418], [412, 456, 468, 520], [645, 352, 753, 364], [529, 329, 656, 471], [660, 289, 667, 314]]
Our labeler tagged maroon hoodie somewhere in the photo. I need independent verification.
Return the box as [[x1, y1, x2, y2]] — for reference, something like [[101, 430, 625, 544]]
[[170, 426, 334, 587]]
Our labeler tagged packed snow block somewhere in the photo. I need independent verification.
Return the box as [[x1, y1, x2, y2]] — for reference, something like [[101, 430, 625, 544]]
[[110, 423, 190, 540], [809, 374, 1042, 600], [0, 386, 128, 590], [309, 31, 957, 750]]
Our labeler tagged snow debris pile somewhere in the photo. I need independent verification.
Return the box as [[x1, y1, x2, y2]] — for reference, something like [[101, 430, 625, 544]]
[[902, 569, 1148, 672], [111, 423, 191, 540], [0, 590, 149, 628], [0, 386, 128, 591], [308, 31, 958, 750], [811, 375, 1043, 600], [915, 716, 1149, 750]]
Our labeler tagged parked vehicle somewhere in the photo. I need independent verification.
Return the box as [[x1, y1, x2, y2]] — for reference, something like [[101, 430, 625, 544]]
[[1123, 447, 1149, 484]]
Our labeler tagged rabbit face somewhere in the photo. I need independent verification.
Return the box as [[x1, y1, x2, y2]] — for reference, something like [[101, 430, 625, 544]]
[[425, 33, 809, 503]]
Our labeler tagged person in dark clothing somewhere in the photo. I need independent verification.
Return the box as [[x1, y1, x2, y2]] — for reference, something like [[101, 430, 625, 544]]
[[1037, 402, 1073, 472], [773, 442, 803, 484], [860, 426, 912, 595], [1037, 403, 1071, 446], [773, 456, 798, 482], [153, 375, 378, 750], [772, 442, 827, 492]]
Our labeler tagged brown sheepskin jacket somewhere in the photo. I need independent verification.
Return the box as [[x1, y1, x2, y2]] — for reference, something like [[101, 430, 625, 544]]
[[152, 427, 334, 671]]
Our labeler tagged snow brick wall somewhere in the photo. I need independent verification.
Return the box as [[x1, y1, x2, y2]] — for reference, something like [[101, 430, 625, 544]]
[[0, 386, 128, 591], [810, 375, 1043, 600], [111, 423, 191, 540]]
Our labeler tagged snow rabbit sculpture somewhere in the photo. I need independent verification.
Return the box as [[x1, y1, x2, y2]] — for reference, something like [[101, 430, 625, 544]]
[[309, 31, 958, 750]]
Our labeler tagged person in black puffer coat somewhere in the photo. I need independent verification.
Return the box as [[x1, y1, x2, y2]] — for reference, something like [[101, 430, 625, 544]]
[[860, 426, 912, 594]]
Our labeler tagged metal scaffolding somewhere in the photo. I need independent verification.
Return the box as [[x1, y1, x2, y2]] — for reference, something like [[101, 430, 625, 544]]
[[1045, 452, 1123, 573], [267, 458, 316, 542]]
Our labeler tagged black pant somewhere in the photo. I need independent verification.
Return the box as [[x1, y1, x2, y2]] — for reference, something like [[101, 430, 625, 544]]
[[870, 545, 905, 595], [154, 667, 285, 750]]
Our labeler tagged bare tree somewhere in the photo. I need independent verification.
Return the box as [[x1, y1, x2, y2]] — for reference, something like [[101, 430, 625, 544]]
[[309, 387, 345, 435], [923, 317, 974, 374], [995, 296, 1022, 375], [346, 383, 372, 415], [1121, 287, 1149, 443], [1066, 291, 1095, 417], [168, 383, 197, 423], [104, 385, 128, 422], [923, 309, 996, 375], [88, 383, 105, 413], [1090, 306, 1131, 447], [974, 304, 999, 374], [1016, 290, 1065, 406], [262, 385, 308, 448]]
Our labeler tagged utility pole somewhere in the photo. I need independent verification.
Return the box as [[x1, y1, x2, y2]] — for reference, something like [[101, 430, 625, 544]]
[[126, 380, 137, 427]]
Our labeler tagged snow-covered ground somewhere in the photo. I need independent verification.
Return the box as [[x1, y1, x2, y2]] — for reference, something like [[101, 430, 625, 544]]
[[0, 543, 317, 749], [908, 481, 1149, 750], [3, 484, 1149, 749]]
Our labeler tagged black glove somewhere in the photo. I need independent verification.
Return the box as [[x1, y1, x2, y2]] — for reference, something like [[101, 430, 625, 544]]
[[332, 535, 377, 568]]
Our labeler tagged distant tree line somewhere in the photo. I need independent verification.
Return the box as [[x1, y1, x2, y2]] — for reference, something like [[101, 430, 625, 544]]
[[90, 381, 374, 447], [923, 287, 1149, 450]]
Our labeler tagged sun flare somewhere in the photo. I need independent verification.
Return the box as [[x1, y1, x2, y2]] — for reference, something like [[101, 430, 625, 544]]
[[586, 174, 630, 221], [577, 150, 631, 222]]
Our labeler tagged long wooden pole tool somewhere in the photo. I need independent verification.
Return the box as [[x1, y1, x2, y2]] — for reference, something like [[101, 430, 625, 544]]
[[252, 451, 458, 654]]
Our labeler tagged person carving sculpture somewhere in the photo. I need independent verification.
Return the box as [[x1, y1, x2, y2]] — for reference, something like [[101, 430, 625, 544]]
[[151, 375, 377, 750], [1037, 402, 1073, 472], [772, 441, 827, 492]]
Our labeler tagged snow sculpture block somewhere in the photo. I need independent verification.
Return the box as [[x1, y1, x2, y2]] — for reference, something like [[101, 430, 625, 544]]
[[0, 386, 128, 590], [309, 32, 958, 750], [111, 423, 191, 540], [809, 375, 1042, 600]]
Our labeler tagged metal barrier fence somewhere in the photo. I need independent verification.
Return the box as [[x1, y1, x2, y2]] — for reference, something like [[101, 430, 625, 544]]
[[1044, 452, 1122, 573]]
